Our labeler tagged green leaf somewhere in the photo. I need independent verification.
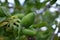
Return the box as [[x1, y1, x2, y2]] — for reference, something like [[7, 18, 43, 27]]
[[0, 17, 6, 23], [14, 0, 22, 11], [0, 6, 11, 17], [14, 0, 20, 6], [0, 22, 8, 27], [12, 24, 18, 37], [13, 13, 25, 19], [20, 35, 27, 40], [30, 22, 48, 28], [50, 0, 57, 5], [22, 28, 37, 36]]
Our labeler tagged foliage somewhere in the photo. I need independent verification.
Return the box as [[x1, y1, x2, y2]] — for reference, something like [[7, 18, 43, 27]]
[[0, 0, 59, 40]]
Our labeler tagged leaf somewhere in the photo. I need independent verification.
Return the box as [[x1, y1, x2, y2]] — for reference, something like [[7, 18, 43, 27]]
[[35, 0, 50, 9], [1, 7, 11, 17], [0, 22, 8, 27], [13, 13, 25, 19], [30, 22, 48, 28], [14, 0, 20, 6], [0, 6, 11, 17], [20, 35, 27, 40], [12, 24, 18, 37], [0, 17, 6, 23], [14, 0, 22, 11], [50, 0, 57, 5]]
